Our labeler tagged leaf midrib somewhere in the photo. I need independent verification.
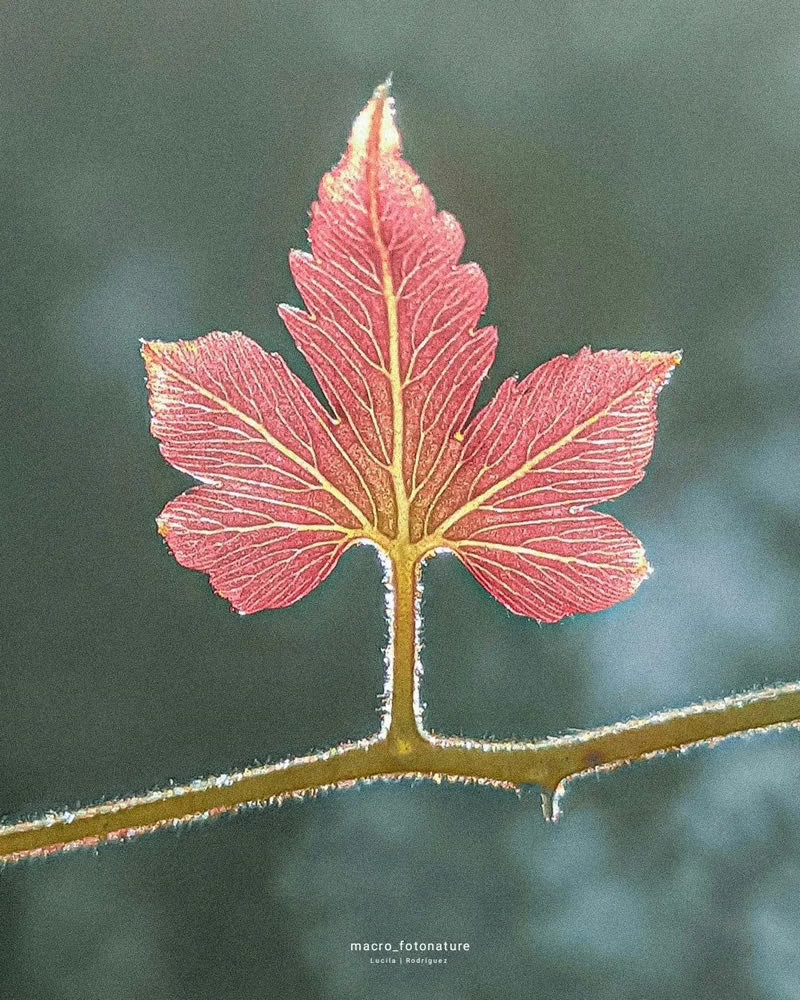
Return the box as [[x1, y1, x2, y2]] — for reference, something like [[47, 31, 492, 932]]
[[366, 88, 410, 543]]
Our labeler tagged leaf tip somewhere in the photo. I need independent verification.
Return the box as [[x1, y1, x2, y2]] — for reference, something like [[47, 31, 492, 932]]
[[141, 337, 194, 374], [638, 348, 682, 371], [350, 82, 400, 159], [372, 73, 393, 99], [633, 550, 653, 589], [139, 338, 160, 365]]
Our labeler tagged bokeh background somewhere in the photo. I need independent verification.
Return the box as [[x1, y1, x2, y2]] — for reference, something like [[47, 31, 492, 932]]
[[3, 1, 800, 997]]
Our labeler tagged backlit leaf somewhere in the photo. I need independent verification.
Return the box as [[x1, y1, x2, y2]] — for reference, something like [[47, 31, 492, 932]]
[[143, 86, 678, 621]]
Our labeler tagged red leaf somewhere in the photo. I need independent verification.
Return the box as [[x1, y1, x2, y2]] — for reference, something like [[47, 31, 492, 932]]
[[141, 334, 371, 611], [428, 348, 679, 622], [143, 86, 678, 620], [277, 90, 497, 539]]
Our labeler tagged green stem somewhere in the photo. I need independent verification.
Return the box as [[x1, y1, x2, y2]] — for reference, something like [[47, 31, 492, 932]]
[[1, 552, 799, 862], [385, 553, 426, 754]]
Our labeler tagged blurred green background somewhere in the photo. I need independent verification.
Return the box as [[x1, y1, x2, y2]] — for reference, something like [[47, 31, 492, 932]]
[[3, 1, 800, 997]]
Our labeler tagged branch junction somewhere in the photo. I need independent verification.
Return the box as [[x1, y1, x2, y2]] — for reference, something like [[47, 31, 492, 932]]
[[2, 555, 799, 863]]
